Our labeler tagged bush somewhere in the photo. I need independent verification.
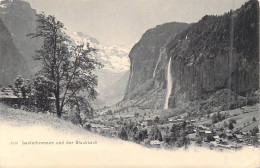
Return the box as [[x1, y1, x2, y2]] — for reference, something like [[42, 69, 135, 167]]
[[107, 110, 113, 115], [211, 112, 226, 124], [148, 125, 162, 141]]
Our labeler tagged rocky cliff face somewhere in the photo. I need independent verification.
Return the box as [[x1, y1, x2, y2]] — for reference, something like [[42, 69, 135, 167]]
[[123, 0, 259, 111], [0, 18, 30, 85], [167, 0, 259, 108], [0, 0, 42, 73], [124, 22, 190, 101]]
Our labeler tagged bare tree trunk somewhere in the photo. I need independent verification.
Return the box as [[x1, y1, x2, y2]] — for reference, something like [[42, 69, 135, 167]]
[[55, 82, 61, 118]]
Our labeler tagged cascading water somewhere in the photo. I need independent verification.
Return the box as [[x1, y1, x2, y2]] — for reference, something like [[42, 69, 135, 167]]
[[128, 60, 134, 89], [164, 57, 173, 109]]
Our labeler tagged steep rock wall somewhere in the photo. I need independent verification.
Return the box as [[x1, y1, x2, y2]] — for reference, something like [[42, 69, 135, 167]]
[[167, 0, 259, 108]]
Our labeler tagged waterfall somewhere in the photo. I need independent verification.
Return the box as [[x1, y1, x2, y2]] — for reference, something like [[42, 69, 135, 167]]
[[164, 57, 173, 109], [128, 60, 134, 89], [152, 59, 160, 78], [153, 57, 160, 78]]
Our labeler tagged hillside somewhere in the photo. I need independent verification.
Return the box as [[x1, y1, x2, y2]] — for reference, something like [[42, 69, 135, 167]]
[[0, 17, 30, 85], [0, 0, 42, 74], [0, 103, 259, 168]]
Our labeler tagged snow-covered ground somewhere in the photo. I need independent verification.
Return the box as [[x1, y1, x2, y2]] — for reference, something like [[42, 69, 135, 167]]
[[0, 104, 259, 168]]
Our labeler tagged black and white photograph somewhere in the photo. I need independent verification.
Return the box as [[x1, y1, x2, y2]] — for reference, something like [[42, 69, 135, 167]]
[[0, 0, 259, 167]]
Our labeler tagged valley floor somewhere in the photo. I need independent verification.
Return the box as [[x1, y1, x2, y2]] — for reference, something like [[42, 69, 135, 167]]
[[0, 103, 259, 168]]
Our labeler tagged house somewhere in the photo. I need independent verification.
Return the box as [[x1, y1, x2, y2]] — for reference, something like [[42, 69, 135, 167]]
[[197, 125, 208, 130], [225, 129, 232, 133], [205, 130, 212, 135], [213, 135, 220, 140], [226, 133, 234, 140], [177, 119, 184, 123], [150, 140, 162, 148], [187, 133, 196, 141], [168, 119, 177, 123], [0, 87, 23, 105], [204, 131, 214, 142], [141, 121, 148, 127], [241, 131, 249, 135], [234, 134, 244, 143], [217, 144, 231, 149], [203, 123, 211, 127], [213, 135, 220, 142], [198, 130, 206, 137]]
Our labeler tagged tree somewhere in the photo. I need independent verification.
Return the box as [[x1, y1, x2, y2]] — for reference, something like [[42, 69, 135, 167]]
[[13, 76, 31, 99], [32, 75, 54, 111], [118, 127, 128, 140], [67, 95, 94, 126], [136, 129, 148, 142], [154, 116, 160, 124], [252, 117, 256, 122], [223, 121, 228, 127], [134, 112, 139, 117], [228, 118, 236, 130], [250, 127, 259, 136], [228, 122, 234, 130], [107, 110, 113, 115], [28, 13, 102, 118], [148, 125, 162, 141]]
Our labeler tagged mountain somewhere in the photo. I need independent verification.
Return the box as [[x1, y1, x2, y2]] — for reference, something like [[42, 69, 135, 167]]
[[165, 0, 259, 109], [123, 0, 259, 112], [0, 17, 30, 85], [0, 0, 42, 73], [71, 32, 130, 73], [122, 22, 190, 108], [70, 32, 131, 107]]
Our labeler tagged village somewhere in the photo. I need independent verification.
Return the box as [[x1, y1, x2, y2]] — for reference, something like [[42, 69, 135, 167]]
[[87, 105, 260, 150]]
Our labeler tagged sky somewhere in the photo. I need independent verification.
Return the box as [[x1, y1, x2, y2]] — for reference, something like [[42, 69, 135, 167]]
[[26, 0, 249, 46]]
